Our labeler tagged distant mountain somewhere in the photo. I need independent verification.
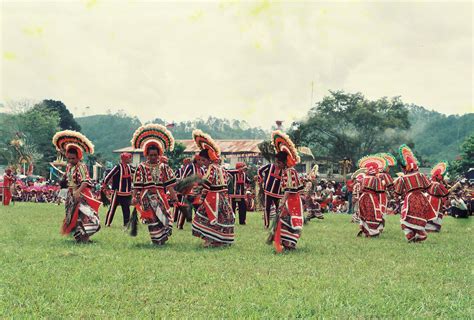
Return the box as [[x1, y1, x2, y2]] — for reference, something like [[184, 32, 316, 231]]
[[76, 108, 473, 165], [76, 114, 142, 161], [406, 105, 474, 163], [76, 114, 268, 161]]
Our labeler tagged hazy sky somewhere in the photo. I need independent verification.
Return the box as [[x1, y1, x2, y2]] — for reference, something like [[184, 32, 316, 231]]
[[1, 0, 472, 129]]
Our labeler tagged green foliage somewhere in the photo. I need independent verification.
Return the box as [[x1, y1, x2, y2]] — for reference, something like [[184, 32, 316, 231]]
[[290, 90, 411, 163], [33, 99, 81, 131], [257, 140, 275, 162], [165, 142, 186, 170], [76, 113, 142, 162], [0, 108, 60, 175], [152, 116, 267, 140], [1, 204, 472, 318], [449, 133, 474, 178], [407, 105, 474, 163]]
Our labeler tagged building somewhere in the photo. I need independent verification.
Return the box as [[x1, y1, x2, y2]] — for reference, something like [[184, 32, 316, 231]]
[[113, 139, 315, 172]]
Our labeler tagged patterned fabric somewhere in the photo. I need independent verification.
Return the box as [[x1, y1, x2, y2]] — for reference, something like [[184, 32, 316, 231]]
[[394, 172, 435, 242], [141, 191, 172, 244], [258, 164, 284, 198], [426, 181, 449, 232], [394, 172, 431, 194], [66, 162, 93, 189], [278, 193, 303, 249], [133, 161, 176, 190], [281, 168, 304, 193], [62, 162, 100, 242], [192, 163, 235, 245], [358, 174, 384, 237], [227, 169, 250, 199], [133, 161, 175, 245], [103, 163, 134, 196]]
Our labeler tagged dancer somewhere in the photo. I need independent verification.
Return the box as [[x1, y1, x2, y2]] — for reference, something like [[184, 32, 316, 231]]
[[227, 162, 251, 225], [267, 130, 304, 252], [426, 162, 450, 232], [131, 124, 178, 245], [103, 152, 134, 227], [2, 168, 16, 206], [356, 155, 387, 238], [350, 168, 366, 224], [191, 130, 235, 247], [394, 144, 436, 242], [52, 130, 101, 243], [257, 153, 285, 228], [175, 155, 205, 229]]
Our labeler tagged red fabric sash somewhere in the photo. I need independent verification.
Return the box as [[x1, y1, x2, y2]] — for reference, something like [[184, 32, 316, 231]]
[[203, 191, 219, 225], [273, 220, 283, 253], [61, 188, 101, 235]]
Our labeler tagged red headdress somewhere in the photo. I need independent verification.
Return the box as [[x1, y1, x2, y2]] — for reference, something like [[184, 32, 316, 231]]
[[379, 153, 397, 167], [192, 129, 221, 162], [398, 144, 419, 172], [351, 168, 366, 181], [131, 124, 175, 156], [236, 162, 247, 170], [120, 152, 132, 163], [357, 154, 387, 175], [271, 130, 300, 167], [52, 130, 94, 160], [182, 157, 192, 165], [430, 161, 448, 181]]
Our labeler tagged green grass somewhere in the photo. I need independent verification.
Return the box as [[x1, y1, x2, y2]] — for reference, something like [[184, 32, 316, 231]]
[[1, 203, 473, 319]]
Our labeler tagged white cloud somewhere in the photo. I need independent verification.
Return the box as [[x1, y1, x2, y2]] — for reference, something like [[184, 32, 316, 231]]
[[1, 0, 472, 129]]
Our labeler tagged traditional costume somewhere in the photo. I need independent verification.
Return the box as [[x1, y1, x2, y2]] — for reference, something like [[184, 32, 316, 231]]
[[52, 130, 101, 243], [350, 168, 366, 224], [227, 162, 251, 225], [175, 157, 205, 229], [131, 124, 177, 245], [357, 155, 387, 237], [103, 152, 134, 227], [257, 161, 284, 228], [304, 165, 324, 222], [394, 145, 436, 242], [267, 131, 304, 252], [378, 153, 396, 215], [426, 162, 450, 232], [2, 168, 15, 206], [191, 129, 235, 247]]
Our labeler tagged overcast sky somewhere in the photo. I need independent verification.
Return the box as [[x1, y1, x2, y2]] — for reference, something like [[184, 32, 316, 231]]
[[1, 0, 472, 129]]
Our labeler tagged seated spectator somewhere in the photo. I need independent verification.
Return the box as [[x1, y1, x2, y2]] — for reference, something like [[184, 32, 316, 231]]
[[449, 194, 469, 218]]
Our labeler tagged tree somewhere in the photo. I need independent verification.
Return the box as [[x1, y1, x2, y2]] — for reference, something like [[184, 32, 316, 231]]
[[450, 134, 474, 178], [34, 99, 81, 131], [289, 90, 411, 164], [0, 107, 60, 175], [165, 142, 186, 170]]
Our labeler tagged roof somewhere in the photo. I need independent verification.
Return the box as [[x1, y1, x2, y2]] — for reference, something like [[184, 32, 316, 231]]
[[114, 139, 314, 159], [114, 139, 264, 154]]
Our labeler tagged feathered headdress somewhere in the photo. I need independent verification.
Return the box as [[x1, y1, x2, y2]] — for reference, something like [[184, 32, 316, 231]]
[[357, 154, 387, 175], [379, 153, 397, 167], [351, 168, 366, 180], [430, 161, 448, 181], [52, 130, 94, 160], [398, 144, 419, 172], [192, 129, 220, 161], [131, 124, 175, 156], [271, 130, 300, 167], [309, 164, 319, 179]]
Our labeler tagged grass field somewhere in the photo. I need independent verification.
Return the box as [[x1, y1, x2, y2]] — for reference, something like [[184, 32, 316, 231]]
[[1, 203, 473, 319]]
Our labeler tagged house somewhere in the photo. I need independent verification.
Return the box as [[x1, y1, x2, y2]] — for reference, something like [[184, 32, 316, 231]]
[[113, 140, 315, 172]]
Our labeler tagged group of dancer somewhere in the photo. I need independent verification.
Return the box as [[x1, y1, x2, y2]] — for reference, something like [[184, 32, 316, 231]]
[[51, 125, 304, 252], [353, 146, 452, 242], [49, 124, 452, 251]]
